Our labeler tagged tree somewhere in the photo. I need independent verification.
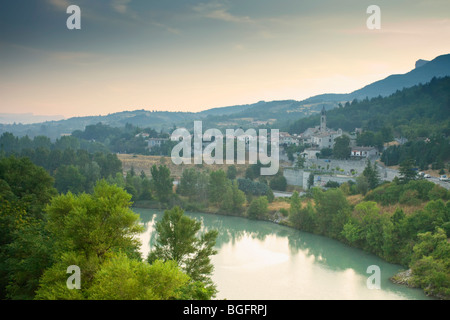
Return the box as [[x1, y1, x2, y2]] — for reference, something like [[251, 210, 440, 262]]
[[289, 191, 302, 219], [45, 180, 144, 259], [87, 255, 190, 300], [356, 175, 369, 195], [35, 251, 204, 300], [399, 159, 417, 183], [148, 207, 218, 297], [269, 175, 287, 191], [307, 173, 315, 190], [362, 160, 380, 190], [289, 191, 316, 232], [353, 201, 389, 256], [0, 197, 54, 300], [0, 156, 56, 218], [295, 156, 306, 169], [54, 165, 86, 194], [410, 228, 450, 298], [313, 188, 351, 238], [221, 180, 246, 213], [208, 170, 228, 206], [333, 135, 351, 159], [151, 165, 173, 203], [226, 165, 237, 180], [0, 157, 57, 299], [247, 196, 269, 220]]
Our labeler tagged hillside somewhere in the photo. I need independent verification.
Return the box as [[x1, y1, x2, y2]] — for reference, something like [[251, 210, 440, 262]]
[[288, 76, 450, 138], [350, 54, 450, 100]]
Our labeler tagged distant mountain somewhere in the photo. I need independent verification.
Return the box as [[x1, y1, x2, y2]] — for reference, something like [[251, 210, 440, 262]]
[[205, 53, 450, 122], [0, 110, 200, 140], [0, 113, 65, 124], [301, 53, 450, 103], [1, 54, 448, 139], [349, 53, 450, 100], [198, 103, 255, 117]]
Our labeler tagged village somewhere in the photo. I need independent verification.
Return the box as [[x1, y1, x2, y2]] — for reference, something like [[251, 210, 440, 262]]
[[132, 106, 449, 192], [278, 106, 450, 191]]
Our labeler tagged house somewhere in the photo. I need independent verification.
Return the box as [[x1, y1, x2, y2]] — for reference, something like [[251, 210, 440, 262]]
[[280, 132, 298, 146], [147, 138, 169, 149], [350, 147, 379, 158], [311, 130, 343, 149]]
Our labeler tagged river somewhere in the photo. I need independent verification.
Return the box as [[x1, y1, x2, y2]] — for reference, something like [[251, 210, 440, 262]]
[[134, 208, 433, 300]]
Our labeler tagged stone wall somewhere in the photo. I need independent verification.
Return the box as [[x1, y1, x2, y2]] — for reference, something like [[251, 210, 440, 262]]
[[283, 158, 401, 188], [283, 168, 306, 187]]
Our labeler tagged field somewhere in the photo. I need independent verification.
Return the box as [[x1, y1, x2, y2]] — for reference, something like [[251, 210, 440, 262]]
[[117, 154, 251, 179]]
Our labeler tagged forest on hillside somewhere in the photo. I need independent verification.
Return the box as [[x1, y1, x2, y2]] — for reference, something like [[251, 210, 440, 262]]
[[288, 76, 450, 139]]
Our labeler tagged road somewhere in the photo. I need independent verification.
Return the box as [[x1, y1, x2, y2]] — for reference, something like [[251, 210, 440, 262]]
[[426, 176, 450, 190]]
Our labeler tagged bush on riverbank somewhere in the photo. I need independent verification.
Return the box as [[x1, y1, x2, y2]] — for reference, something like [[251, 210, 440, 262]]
[[286, 181, 450, 300]]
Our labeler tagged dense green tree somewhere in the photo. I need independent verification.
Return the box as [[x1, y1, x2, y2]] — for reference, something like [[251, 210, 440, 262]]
[[54, 165, 86, 194], [410, 228, 450, 298], [353, 202, 390, 256], [333, 135, 351, 160], [221, 180, 246, 213], [237, 178, 271, 197], [151, 165, 173, 203], [148, 206, 218, 298], [399, 159, 418, 183], [307, 173, 315, 190], [269, 175, 287, 191], [362, 160, 380, 190], [295, 156, 306, 169], [247, 196, 269, 220], [0, 157, 57, 299], [45, 180, 143, 258], [177, 168, 200, 200], [0, 156, 56, 218], [313, 188, 351, 238], [226, 165, 237, 180], [208, 170, 228, 206], [289, 191, 316, 232], [87, 255, 190, 300]]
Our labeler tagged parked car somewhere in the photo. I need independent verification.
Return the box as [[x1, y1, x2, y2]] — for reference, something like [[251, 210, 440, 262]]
[[424, 174, 431, 178], [439, 175, 449, 181]]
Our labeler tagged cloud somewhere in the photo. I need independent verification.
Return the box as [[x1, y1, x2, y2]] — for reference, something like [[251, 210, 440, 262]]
[[47, 0, 71, 10], [193, 2, 253, 24], [111, 0, 132, 14]]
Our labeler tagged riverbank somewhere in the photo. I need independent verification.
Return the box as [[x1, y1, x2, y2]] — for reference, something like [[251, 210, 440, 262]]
[[135, 206, 435, 300], [133, 194, 447, 300]]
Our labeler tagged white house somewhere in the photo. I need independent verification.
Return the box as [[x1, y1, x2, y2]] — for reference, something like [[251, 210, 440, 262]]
[[148, 138, 169, 149], [350, 147, 379, 158], [280, 132, 298, 146]]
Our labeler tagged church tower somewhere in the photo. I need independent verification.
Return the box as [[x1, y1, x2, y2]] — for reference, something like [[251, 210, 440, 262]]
[[320, 106, 327, 132]]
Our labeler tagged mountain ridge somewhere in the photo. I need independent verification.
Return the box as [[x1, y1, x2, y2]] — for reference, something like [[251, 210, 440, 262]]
[[1, 53, 449, 139]]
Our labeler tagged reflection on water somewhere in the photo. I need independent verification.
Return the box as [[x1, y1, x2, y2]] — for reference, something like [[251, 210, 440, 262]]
[[134, 208, 433, 300]]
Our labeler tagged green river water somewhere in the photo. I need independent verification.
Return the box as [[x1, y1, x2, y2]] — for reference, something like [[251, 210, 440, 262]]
[[134, 208, 433, 300]]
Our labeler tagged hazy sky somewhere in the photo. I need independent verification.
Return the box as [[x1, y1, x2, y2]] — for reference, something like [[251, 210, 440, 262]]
[[1, 0, 449, 118]]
